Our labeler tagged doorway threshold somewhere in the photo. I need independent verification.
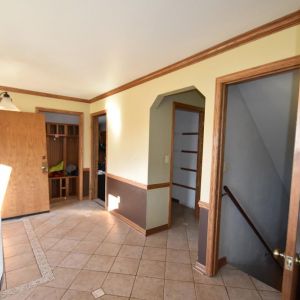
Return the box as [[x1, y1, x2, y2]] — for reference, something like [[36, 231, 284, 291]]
[[94, 198, 105, 208]]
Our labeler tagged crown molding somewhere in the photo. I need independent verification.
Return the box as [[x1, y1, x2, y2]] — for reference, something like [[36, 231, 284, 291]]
[[1, 10, 299, 104], [90, 9, 300, 103], [0, 85, 89, 103]]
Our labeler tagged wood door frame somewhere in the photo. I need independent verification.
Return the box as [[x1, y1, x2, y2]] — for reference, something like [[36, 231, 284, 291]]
[[90, 110, 107, 209], [206, 55, 300, 279], [36, 107, 84, 201], [169, 101, 205, 226]]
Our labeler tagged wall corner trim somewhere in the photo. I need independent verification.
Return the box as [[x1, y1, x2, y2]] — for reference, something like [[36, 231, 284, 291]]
[[107, 173, 170, 190]]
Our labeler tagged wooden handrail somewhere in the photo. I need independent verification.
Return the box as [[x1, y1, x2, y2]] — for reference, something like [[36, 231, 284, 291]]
[[223, 185, 282, 269]]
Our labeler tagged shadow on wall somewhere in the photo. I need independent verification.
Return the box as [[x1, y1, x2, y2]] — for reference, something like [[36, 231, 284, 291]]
[[219, 70, 300, 290]]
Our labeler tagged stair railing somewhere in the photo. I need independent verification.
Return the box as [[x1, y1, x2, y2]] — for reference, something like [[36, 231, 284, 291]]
[[222, 185, 282, 269]]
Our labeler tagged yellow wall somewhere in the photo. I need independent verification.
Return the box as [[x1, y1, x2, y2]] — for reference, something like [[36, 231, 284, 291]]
[[0, 92, 91, 168], [2, 25, 299, 207], [91, 25, 300, 205], [148, 89, 205, 184]]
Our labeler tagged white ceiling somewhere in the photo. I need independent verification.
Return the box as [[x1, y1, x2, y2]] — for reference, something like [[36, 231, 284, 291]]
[[0, 0, 299, 99]]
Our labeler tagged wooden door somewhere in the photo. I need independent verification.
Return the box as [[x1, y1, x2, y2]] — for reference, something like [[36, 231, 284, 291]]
[[281, 85, 300, 299], [0, 111, 49, 218]]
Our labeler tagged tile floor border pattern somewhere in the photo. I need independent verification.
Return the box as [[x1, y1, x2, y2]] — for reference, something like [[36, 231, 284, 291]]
[[1, 219, 54, 298]]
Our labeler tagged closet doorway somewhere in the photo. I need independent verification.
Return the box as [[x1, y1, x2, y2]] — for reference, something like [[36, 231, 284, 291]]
[[91, 111, 107, 207], [36, 108, 83, 203], [170, 102, 205, 225]]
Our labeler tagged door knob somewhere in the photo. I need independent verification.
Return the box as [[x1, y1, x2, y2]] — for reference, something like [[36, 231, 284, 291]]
[[273, 249, 285, 259], [41, 163, 48, 173], [273, 249, 300, 265]]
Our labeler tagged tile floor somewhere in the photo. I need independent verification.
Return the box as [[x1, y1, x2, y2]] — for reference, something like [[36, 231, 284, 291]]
[[0, 200, 281, 299]]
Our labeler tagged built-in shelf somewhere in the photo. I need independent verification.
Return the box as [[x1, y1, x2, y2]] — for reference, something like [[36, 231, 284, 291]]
[[182, 132, 199, 135], [181, 150, 198, 154], [181, 167, 197, 172], [172, 182, 196, 190]]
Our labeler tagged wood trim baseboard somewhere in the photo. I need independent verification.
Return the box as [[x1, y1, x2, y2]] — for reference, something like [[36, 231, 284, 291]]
[[147, 182, 170, 190], [110, 210, 146, 235], [1, 86, 88, 103], [90, 10, 300, 102], [146, 224, 169, 236], [193, 261, 206, 275], [218, 256, 227, 269]]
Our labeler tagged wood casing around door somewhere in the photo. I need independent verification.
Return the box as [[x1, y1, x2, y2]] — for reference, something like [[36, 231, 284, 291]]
[[0, 111, 50, 218]]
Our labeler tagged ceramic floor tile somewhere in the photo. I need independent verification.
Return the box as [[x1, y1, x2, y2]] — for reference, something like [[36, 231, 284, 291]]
[[195, 283, 229, 300], [4, 243, 32, 258], [59, 252, 91, 269], [3, 234, 29, 248], [167, 238, 189, 250], [190, 251, 198, 264], [124, 231, 146, 246], [165, 262, 193, 281], [100, 296, 128, 300], [137, 259, 165, 279], [84, 254, 115, 272], [110, 257, 140, 275], [72, 240, 101, 254], [6, 264, 41, 289], [142, 247, 166, 261], [131, 276, 164, 300], [45, 267, 80, 289], [102, 273, 135, 297], [145, 236, 167, 248], [0, 288, 33, 300], [39, 237, 60, 251], [95, 242, 122, 256], [118, 245, 143, 259], [63, 230, 89, 241], [193, 269, 224, 285], [226, 287, 261, 300], [61, 289, 94, 299], [164, 279, 196, 300], [166, 249, 191, 264], [50, 238, 80, 252], [69, 269, 107, 292], [45, 250, 69, 268], [259, 291, 281, 300], [104, 232, 127, 244], [27, 286, 66, 300], [250, 277, 279, 292], [44, 227, 71, 239], [221, 268, 255, 289], [5, 252, 36, 272]]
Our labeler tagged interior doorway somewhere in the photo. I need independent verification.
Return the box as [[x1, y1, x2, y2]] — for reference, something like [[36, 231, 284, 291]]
[[91, 111, 107, 207], [207, 56, 300, 300], [170, 102, 205, 226], [36, 107, 83, 204]]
